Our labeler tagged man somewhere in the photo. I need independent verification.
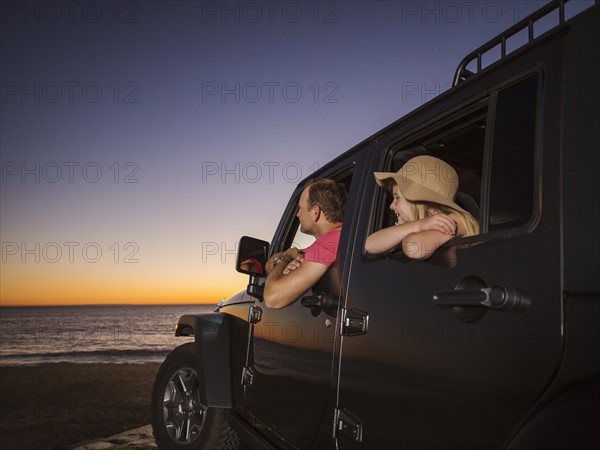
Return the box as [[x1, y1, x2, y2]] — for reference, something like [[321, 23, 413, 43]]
[[263, 178, 347, 309]]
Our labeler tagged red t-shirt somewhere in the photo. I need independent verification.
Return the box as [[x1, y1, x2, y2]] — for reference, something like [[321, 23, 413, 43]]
[[303, 227, 341, 267]]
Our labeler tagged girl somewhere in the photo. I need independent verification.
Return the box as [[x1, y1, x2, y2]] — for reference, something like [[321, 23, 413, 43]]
[[365, 155, 479, 260]]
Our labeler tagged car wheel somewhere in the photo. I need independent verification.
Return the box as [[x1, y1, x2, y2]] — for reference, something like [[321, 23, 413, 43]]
[[151, 343, 241, 450]]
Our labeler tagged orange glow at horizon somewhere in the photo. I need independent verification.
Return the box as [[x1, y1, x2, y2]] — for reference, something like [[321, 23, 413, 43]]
[[0, 261, 249, 307]]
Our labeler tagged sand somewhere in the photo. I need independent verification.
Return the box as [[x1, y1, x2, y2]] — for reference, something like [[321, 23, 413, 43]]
[[0, 363, 161, 450]]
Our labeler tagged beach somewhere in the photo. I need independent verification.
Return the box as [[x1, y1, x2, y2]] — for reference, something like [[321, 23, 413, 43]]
[[0, 363, 160, 450]]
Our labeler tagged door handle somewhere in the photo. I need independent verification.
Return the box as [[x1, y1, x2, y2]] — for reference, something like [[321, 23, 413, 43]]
[[433, 276, 531, 323]]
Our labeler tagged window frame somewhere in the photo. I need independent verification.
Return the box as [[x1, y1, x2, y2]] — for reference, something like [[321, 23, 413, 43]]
[[482, 71, 543, 235], [366, 67, 543, 258], [274, 165, 355, 256]]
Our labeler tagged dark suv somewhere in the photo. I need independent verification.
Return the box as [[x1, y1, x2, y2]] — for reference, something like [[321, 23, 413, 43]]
[[151, 1, 599, 448]]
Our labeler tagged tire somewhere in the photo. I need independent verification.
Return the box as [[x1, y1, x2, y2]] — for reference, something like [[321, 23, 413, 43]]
[[151, 343, 242, 450]]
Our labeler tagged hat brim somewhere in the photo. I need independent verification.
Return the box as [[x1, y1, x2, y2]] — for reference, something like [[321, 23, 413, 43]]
[[373, 171, 397, 187], [373, 172, 468, 214]]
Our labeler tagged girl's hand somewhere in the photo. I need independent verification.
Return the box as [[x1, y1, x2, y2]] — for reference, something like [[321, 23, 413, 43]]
[[418, 213, 457, 235]]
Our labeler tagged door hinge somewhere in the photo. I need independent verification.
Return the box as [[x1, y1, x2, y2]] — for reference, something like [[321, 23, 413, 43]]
[[242, 305, 261, 388], [334, 408, 363, 442], [341, 308, 369, 336], [241, 366, 254, 386], [248, 305, 262, 324]]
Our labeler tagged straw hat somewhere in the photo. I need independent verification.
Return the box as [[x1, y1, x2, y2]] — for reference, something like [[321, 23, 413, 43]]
[[373, 155, 467, 213]]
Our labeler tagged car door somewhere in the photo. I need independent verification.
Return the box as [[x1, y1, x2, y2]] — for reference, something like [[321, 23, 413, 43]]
[[244, 166, 359, 449], [335, 70, 564, 449]]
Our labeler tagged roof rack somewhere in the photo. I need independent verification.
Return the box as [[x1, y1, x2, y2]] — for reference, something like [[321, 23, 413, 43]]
[[453, 0, 599, 86]]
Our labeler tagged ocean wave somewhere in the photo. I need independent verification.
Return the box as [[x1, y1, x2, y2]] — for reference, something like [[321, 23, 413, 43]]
[[0, 348, 177, 366], [0, 304, 206, 366]]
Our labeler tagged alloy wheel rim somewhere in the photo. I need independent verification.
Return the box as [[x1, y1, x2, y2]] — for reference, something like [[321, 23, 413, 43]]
[[162, 367, 206, 444]]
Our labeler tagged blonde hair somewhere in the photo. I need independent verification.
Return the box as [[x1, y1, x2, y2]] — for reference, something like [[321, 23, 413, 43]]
[[383, 177, 480, 237], [406, 200, 479, 237]]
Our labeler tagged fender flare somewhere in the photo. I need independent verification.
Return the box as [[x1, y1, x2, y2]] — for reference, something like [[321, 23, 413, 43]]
[[175, 312, 247, 409]]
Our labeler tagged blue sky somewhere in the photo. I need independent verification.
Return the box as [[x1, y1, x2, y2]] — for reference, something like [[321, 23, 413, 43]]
[[1, 0, 591, 305]]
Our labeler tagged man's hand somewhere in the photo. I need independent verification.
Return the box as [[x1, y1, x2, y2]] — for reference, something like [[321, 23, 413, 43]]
[[266, 247, 303, 273], [263, 254, 329, 309], [283, 254, 304, 275]]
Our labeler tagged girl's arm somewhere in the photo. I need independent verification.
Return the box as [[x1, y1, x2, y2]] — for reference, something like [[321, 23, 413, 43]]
[[365, 221, 421, 254], [366, 214, 456, 255], [402, 230, 455, 260]]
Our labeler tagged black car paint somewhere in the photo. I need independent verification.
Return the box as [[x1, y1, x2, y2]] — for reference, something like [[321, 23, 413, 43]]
[[172, 3, 600, 449]]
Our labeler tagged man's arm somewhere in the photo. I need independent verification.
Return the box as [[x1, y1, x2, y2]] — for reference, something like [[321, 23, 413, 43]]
[[263, 259, 329, 309]]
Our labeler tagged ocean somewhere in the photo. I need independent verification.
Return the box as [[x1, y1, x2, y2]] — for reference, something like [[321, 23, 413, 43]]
[[0, 304, 215, 366]]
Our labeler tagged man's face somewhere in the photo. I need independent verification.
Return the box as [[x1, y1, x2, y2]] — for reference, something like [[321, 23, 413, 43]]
[[296, 187, 316, 235]]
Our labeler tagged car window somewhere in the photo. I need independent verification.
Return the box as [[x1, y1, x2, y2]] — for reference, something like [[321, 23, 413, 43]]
[[290, 225, 316, 250], [487, 75, 538, 231], [280, 169, 353, 253], [369, 73, 539, 251]]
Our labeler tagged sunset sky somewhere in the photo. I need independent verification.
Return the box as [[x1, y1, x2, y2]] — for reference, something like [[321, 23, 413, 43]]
[[1, 0, 591, 306]]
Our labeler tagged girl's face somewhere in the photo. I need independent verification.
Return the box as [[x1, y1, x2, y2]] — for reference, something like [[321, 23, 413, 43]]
[[390, 184, 411, 224]]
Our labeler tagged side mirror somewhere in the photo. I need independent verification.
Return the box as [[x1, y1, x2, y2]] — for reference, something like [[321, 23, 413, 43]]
[[236, 236, 270, 277]]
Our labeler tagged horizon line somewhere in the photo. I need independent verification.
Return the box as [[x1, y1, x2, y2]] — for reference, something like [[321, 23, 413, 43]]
[[0, 302, 219, 308]]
